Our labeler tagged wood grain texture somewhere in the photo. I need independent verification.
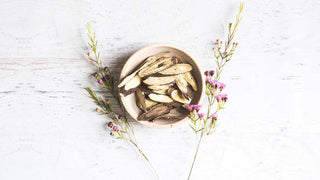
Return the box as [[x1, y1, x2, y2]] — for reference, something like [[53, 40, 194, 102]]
[[0, 0, 320, 179]]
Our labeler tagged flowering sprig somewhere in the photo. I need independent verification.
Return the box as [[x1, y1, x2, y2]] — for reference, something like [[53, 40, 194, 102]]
[[187, 3, 244, 179], [85, 24, 159, 179]]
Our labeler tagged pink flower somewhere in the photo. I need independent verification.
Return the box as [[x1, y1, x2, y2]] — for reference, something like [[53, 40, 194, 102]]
[[221, 94, 228, 102], [185, 104, 194, 111], [198, 113, 205, 118], [212, 113, 218, 120], [98, 79, 103, 84], [210, 80, 217, 86], [215, 94, 222, 101], [217, 82, 226, 91], [206, 78, 217, 87], [194, 105, 202, 112]]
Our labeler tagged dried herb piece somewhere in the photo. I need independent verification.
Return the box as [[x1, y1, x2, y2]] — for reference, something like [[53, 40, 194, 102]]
[[148, 84, 172, 90], [143, 75, 176, 85], [170, 90, 191, 104], [183, 71, 198, 91], [163, 101, 183, 108], [138, 57, 175, 77], [159, 63, 192, 75], [148, 93, 173, 103], [176, 75, 189, 96], [152, 88, 168, 94], [136, 88, 146, 112], [118, 71, 137, 88], [152, 107, 188, 121], [137, 104, 170, 121], [124, 75, 141, 91], [145, 98, 158, 109]]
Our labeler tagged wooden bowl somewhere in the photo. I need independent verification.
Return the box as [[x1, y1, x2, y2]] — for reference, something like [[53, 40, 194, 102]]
[[119, 44, 204, 128]]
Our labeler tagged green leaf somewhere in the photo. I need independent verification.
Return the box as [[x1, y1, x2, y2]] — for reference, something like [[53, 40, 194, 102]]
[[189, 124, 197, 132]]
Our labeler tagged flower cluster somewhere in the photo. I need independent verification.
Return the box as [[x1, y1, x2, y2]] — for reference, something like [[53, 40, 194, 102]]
[[215, 94, 228, 102], [186, 104, 202, 112], [205, 70, 226, 96], [187, 103, 219, 134], [91, 65, 113, 89], [213, 39, 238, 63], [187, 104, 207, 133], [107, 122, 120, 136]]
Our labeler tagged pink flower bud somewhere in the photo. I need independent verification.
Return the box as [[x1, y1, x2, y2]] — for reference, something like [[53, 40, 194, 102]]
[[98, 79, 103, 84], [118, 115, 122, 119], [204, 71, 209, 76], [110, 132, 115, 136], [108, 122, 113, 128], [113, 126, 118, 131], [212, 113, 218, 120], [210, 70, 215, 76], [95, 108, 99, 112]]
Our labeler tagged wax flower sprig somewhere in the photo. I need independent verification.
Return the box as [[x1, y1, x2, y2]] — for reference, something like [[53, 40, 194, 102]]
[[85, 24, 159, 179], [187, 3, 244, 179]]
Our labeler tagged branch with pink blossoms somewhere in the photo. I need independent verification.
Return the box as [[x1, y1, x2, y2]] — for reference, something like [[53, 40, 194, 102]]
[[187, 3, 244, 179], [85, 24, 159, 180]]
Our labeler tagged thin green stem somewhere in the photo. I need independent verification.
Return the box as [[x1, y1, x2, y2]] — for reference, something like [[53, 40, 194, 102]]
[[130, 140, 160, 180], [187, 133, 204, 180]]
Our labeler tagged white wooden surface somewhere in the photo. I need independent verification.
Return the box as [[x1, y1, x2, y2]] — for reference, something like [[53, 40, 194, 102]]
[[1, 0, 320, 179]]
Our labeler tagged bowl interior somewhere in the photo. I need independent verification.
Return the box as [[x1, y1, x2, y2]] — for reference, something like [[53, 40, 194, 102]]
[[120, 44, 204, 128]]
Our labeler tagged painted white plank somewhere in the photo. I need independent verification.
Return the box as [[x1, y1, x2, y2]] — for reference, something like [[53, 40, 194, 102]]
[[0, 0, 320, 179]]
